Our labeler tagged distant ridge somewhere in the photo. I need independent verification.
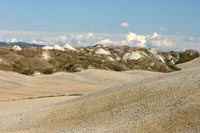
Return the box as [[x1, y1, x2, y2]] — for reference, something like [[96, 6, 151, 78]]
[[0, 41, 44, 48]]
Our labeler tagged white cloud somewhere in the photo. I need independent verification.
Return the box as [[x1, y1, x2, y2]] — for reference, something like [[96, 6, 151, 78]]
[[10, 38, 17, 43], [96, 39, 113, 45], [147, 33, 173, 48], [150, 39, 173, 48], [126, 32, 147, 47], [120, 22, 129, 28], [86, 33, 94, 39], [169, 35, 200, 51], [31, 39, 44, 45], [160, 27, 167, 31], [30, 36, 68, 45], [152, 32, 160, 38]]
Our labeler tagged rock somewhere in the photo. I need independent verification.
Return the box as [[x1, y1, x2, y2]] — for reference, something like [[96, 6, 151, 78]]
[[170, 60, 175, 65], [157, 55, 165, 63], [147, 50, 165, 63], [148, 48, 157, 54], [94, 48, 111, 55], [167, 55, 174, 60], [94, 44, 106, 48], [42, 45, 65, 51], [33, 71, 41, 76], [116, 57, 121, 61], [64, 64, 84, 72], [41, 52, 50, 61], [107, 56, 115, 61], [63, 44, 77, 51], [123, 51, 142, 61], [167, 55, 176, 65], [149, 62, 155, 67], [42, 45, 54, 50], [53, 45, 65, 51], [0, 58, 6, 65], [11, 45, 22, 51], [87, 49, 94, 52]]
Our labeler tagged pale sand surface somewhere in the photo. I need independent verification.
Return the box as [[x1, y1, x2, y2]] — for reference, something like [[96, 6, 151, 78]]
[[0, 65, 200, 132], [0, 69, 160, 101], [0, 96, 77, 114]]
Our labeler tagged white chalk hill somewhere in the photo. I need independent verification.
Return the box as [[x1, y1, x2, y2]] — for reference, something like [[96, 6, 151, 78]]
[[11, 45, 22, 51], [123, 51, 142, 60], [42, 44, 76, 51], [95, 48, 111, 55], [63, 44, 77, 51]]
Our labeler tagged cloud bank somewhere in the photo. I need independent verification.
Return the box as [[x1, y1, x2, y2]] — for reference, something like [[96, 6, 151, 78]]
[[0, 30, 200, 51]]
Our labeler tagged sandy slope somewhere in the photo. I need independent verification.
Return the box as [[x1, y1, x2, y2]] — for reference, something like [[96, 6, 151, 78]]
[[0, 69, 160, 101], [177, 57, 200, 69], [0, 66, 200, 132]]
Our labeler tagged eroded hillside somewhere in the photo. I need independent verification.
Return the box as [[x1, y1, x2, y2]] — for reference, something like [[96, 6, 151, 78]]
[[0, 44, 199, 75]]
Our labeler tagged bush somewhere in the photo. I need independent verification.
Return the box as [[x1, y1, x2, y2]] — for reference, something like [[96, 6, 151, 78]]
[[168, 65, 181, 71], [64, 64, 84, 72], [22, 69, 34, 75], [42, 68, 54, 74], [110, 64, 125, 71], [177, 50, 200, 64]]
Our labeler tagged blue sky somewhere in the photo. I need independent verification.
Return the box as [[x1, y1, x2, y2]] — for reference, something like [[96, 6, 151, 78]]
[[0, 0, 200, 51], [0, 0, 200, 35]]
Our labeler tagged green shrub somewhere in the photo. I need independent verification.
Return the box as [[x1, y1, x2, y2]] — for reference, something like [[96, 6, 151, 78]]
[[42, 68, 54, 74], [177, 50, 200, 64], [168, 65, 181, 71], [22, 69, 34, 75]]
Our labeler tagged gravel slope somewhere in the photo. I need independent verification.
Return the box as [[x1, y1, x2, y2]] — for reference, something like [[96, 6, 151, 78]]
[[0, 67, 200, 132]]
